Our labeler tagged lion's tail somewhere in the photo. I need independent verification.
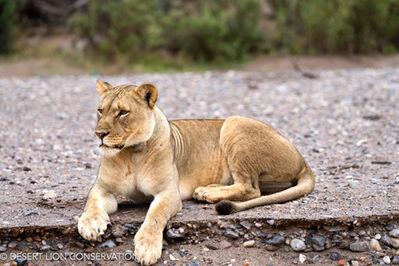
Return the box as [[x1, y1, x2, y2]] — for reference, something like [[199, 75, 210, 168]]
[[215, 164, 315, 215]]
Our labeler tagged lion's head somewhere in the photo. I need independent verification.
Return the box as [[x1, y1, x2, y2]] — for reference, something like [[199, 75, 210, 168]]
[[95, 80, 158, 156]]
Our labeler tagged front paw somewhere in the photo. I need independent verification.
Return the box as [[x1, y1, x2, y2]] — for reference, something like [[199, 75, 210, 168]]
[[134, 227, 162, 265], [78, 208, 109, 241], [193, 186, 218, 203]]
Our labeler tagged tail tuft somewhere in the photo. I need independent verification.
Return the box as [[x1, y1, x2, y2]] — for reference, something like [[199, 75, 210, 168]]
[[215, 200, 235, 215]]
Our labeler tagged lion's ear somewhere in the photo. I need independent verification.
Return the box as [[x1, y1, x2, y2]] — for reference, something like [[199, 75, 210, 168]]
[[96, 80, 112, 96], [135, 83, 158, 109]]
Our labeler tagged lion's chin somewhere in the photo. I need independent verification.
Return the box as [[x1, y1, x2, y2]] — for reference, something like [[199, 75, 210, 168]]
[[100, 144, 122, 157]]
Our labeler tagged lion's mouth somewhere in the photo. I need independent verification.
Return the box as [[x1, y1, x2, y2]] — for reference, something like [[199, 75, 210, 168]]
[[99, 144, 124, 150]]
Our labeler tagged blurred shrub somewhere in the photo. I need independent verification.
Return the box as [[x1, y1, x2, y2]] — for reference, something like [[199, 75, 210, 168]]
[[270, 0, 399, 54], [70, 0, 264, 61], [0, 0, 22, 54]]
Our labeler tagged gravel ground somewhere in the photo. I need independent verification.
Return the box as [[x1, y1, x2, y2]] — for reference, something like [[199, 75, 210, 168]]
[[0, 68, 398, 264]]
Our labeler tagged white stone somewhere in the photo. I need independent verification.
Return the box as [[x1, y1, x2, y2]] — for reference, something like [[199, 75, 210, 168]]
[[299, 254, 306, 264]]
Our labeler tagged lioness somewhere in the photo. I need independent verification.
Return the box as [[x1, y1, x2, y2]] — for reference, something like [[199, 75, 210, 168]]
[[78, 80, 315, 265]]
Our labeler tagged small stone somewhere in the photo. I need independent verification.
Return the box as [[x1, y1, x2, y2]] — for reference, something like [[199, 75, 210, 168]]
[[254, 222, 262, 228], [57, 243, 63, 250], [375, 234, 381, 240], [224, 230, 239, 239], [220, 240, 232, 249], [290, 239, 306, 252], [267, 219, 275, 226], [311, 235, 325, 251], [239, 221, 252, 230], [338, 259, 345, 266], [24, 210, 39, 216], [99, 240, 116, 248], [392, 238, 399, 248], [169, 254, 177, 261], [265, 244, 279, 251], [243, 240, 255, 248], [166, 228, 184, 239], [7, 242, 17, 249], [14, 258, 27, 266], [298, 254, 306, 264], [351, 260, 359, 266], [266, 235, 285, 246], [330, 252, 343, 261], [392, 256, 399, 264], [369, 239, 382, 251], [390, 229, 399, 238], [349, 241, 369, 252], [383, 256, 391, 265], [42, 190, 57, 200], [0, 246, 7, 252], [40, 245, 51, 251], [111, 224, 124, 238], [205, 243, 218, 250]]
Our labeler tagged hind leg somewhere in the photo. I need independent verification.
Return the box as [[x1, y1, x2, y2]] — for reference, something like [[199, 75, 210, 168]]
[[193, 118, 262, 203]]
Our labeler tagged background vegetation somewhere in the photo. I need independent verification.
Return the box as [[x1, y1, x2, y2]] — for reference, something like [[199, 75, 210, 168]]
[[1, 0, 399, 68]]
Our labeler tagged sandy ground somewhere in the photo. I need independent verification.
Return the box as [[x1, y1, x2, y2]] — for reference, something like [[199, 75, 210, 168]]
[[0, 67, 398, 265]]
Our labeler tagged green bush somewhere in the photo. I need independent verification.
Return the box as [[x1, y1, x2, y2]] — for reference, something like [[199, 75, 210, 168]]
[[70, 0, 264, 61], [0, 0, 21, 54], [270, 0, 399, 54]]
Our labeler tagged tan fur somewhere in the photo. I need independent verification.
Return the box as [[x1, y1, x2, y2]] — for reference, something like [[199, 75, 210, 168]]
[[78, 81, 315, 265]]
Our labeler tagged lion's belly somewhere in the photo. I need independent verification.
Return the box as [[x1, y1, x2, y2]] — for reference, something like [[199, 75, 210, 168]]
[[177, 151, 231, 200]]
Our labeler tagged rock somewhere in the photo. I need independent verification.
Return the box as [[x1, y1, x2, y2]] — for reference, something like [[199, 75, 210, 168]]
[[375, 234, 381, 240], [266, 235, 285, 246], [0, 246, 6, 252], [57, 243, 63, 250], [338, 259, 345, 266], [390, 229, 399, 238], [311, 235, 325, 251], [392, 238, 399, 248], [224, 230, 239, 239], [166, 228, 184, 239], [267, 219, 275, 226], [330, 252, 343, 261], [243, 240, 255, 247], [8, 242, 17, 248], [205, 243, 218, 250], [23, 210, 39, 216], [169, 254, 177, 261], [369, 239, 382, 251], [351, 260, 359, 266], [383, 256, 391, 265], [381, 234, 393, 246], [298, 254, 306, 264], [265, 244, 279, 251], [15, 258, 27, 266], [392, 256, 399, 264], [40, 245, 51, 251], [290, 239, 306, 252], [239, 221, 252, 230], [311, 254, 320, 263], [99, 240, 116, 248], [339, 240, 350, 249], [220, 240, 232, 249], [349, 241, 369, 252]]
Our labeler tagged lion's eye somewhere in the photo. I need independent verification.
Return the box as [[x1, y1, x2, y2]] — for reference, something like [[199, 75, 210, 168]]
[[97, 109, 103, 115], [118, 110, 129, 117]]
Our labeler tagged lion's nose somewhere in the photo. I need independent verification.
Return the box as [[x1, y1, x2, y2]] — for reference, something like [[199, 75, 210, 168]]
[[96, 131, 110, 140]]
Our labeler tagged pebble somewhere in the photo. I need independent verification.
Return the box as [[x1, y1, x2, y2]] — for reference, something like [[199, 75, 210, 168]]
[[224, 230, 239, 239], [42, 189, 57, 200], [23, 210, 39, 216], [266, 235, 285, 246], [298, 254, 306, 264], [57, 243, 63, 249], [390, 229, 399, 238], [310, 235, 325, 251], [392, 238, 399, 248], [267, 219, 275, 226], [392, 256, 399, 264], [375, 234, 381, 240], [40, 245, 51, 251], [349, 241, 369, 252], [166, 228, 184, 239], [99, 240, 116, 248], [338, 259, 345, 266], [265, 244, 279, 251], [351, 260, 359, 266], [370, 239, 382, 251], [205, 243, 219, 250], [330, 252, 343, 261], [383, 256, 391, 265], [8, 242, 17, 248], [243, 240, 255, 248], [290, 239, 306, 252], [0, 246, 6, 252], [220, 240, 232, 249]]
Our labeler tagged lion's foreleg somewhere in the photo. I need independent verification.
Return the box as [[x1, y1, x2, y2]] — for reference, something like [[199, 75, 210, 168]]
[[134, 189, 182, 265], [78, 182, 117, 240]]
